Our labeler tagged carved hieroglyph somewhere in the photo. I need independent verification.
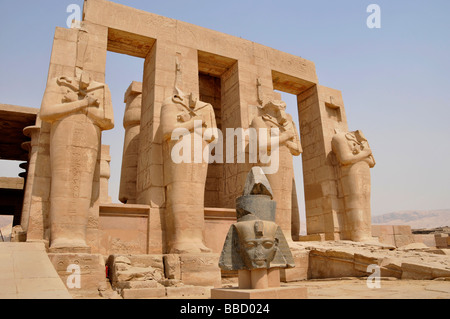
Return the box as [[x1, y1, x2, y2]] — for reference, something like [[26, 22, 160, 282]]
[[331, 130, 375, 242], [250, 100, 302, 242], [40, 71, 114, 251], [161, 88, 218, 254], [219, 167, 295, 289]]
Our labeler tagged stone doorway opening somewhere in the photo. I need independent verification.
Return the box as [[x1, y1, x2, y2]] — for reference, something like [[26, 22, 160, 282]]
[[103, 51, 144, 204], [276, 90, 307, 238]]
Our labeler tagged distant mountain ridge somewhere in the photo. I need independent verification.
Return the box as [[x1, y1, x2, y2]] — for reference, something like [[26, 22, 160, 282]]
[[372, 209, 450, 230]]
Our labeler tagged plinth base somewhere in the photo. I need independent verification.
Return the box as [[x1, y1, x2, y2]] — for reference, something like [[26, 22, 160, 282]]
[[211, 285, 307, 299], [48, 253, 106, 298], [48, 246, 91, 254]]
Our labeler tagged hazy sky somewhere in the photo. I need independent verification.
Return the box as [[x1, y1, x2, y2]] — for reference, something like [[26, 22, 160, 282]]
[[0, 0, 449, 222]]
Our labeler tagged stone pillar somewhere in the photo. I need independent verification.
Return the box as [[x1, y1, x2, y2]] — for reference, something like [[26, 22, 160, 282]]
[[19, 123, 41, 235], [119, 81, 142, 204], [331, 130, 375, 241], [221, 62, 244, 208], [298, 85, 349, 240], [291, 178, 301, 240], [27, 22, 109, 251], [136, 40, 200, 254], [238, 60, 302, 243], [99, 145, 112, 204]]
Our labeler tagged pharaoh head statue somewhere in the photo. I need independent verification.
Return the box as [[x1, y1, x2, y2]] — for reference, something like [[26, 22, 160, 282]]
[[234, 219, 279, 269], [219, 167, 295, 271]]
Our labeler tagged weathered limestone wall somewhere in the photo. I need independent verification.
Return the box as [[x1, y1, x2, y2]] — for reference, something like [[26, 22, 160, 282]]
[[98, 204, 150, 255]]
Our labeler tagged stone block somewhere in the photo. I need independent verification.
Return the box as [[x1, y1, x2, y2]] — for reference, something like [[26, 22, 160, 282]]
[[107, 254, 165, 290], [435, 234, 449, 248], [119, 280, 160, 289], [431, 267, 450, 279], [353, 253, 381, 273], [413, 234, 436, 247], [380, 258, 403, 279], [164, 254, 181, 280], [280, 250, 309, 282], [371, 225, 394, 237], [394, 234, 415, 247], [211, 286, 308, 299], [179, 253, 222, 288], [126, 254, 164, 270], [48, 253, 106, 295], [401, 263, 433, 280], [400, 262, 450, 280], [426, 249, 450, 255], [165, 286, 212, 298], [377, 234, 396, 247], [121, 287, 166, 299], [148, 208, 166, 254], [393, 225, 412, 235], [308, 249, 363, 279], [297, 233, 326, 242], [325, 232, 341, 241]]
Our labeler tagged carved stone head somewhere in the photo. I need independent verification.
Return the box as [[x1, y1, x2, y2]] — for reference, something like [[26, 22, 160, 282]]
[[263, 100, 289, 124], [234, 220, 279, 269], [219, 167, 295, 271]]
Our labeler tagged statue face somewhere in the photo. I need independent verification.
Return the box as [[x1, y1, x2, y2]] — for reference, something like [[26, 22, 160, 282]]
[[264, 100, 288, 124], [241, 237, 277, 269], [235, 220, 278, 269]]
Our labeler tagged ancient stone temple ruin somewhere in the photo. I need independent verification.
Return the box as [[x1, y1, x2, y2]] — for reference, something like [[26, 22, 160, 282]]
[[1, 0, 448, 299]]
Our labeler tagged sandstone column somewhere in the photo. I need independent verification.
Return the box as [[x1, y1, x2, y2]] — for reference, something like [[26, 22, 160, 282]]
[[161, 89, 217, 254], [119, 81, 142, 204], [298, 85, 349, 240], [331, 129, 375, 241], [26, 22, 109, 247], [99, 144, 112, 204], [19, 123, 41, 235], [40, 71, 114, 252], [251, 100, 302, 242]]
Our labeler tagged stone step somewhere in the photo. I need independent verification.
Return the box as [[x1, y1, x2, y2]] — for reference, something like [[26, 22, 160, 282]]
[[0, 242, 71, 299]]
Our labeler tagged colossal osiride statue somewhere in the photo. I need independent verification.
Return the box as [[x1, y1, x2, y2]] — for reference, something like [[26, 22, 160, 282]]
[[219, 167, 295, 289], [40, 71, 114, 251], [250, 100, 302, 242], [161, 88, 218, 254], [331, 129, 375, 242]]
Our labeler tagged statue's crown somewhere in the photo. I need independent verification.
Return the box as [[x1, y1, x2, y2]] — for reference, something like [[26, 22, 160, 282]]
[[236, 167, 276, 222]]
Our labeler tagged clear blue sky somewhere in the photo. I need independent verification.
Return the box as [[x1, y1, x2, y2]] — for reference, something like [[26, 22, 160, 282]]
[[0, 0, 449, 222]]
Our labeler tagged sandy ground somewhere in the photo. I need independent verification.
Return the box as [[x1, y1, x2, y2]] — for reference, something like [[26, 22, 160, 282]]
[[284, 278, 450, 299]]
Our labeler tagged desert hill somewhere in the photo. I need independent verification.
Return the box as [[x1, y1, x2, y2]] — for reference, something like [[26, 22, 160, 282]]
[[372, 209, 450, 230]]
